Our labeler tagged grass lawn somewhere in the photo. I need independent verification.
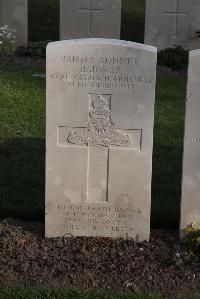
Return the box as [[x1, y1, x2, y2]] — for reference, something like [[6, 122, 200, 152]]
[[152, 74, 186, 228], [1, 287, 200, 299], [0, 65, 186, 228], [28, 0, 145, 43], [0, 65, 45, 222], [0, 287, 169, 299]]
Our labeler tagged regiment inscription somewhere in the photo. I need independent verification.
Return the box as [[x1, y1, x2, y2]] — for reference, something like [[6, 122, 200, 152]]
[[49, 55, 153, 90]]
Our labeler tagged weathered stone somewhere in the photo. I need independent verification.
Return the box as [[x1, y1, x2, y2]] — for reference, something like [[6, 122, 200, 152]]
[[60, 0, 121, 40], [45, 39, 157, 241], [0, 0, 28, 47], [145, 0, 200, 50], [181, 50, 200, 236]]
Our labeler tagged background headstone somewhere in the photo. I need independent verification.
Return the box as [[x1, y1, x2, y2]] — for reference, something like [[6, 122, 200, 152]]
[[180, 50, 200, 235], [0, 0, 28, 47], [46, 39, 157, 241], [145, 0, 200, 50], [60, 0, 121, 40]]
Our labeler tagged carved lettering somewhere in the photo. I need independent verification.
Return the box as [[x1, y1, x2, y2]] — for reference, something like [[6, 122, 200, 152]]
[[48, 55, 150, 91], [62, 56, 140, 65], [57, 203, 142, 234], [192, 137, 200, 143]]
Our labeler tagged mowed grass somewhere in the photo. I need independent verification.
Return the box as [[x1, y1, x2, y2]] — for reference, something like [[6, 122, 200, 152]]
[[0, 65, 45, 221], [28, 0, 145, 43], [0, 287, 166, 299], [0, 65, 186, 227], [152, 74, 186, 228], [1, 287, 200, 299]]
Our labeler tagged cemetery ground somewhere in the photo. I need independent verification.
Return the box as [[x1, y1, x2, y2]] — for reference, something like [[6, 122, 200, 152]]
[[2, 60, 200, 299], [1, 1, 198, 298]]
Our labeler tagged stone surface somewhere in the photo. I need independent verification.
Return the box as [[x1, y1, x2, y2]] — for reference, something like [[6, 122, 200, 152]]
[[45, 39, 157, 241], [60, 0, 121, 40], [180, 50, 200, 235], [145, 0, 200, 50], [0, 0, 28, 47]]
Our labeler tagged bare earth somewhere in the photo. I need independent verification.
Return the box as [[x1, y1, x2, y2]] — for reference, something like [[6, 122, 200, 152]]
[[0, 218, 200, 298]]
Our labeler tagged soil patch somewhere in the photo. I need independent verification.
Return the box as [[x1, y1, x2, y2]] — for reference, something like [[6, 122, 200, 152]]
[[0, 218, 200, 298]]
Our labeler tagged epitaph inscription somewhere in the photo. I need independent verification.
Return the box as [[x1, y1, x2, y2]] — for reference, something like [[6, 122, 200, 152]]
[[57, 203, 142, 236]]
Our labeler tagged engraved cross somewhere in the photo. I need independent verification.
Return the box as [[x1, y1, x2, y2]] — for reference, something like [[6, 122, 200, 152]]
[[67, 94, 132, 203], [79, 0, 103, 35], [164, 0, 189, 39]]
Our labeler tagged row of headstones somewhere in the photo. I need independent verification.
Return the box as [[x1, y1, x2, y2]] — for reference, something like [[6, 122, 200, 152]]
[[0, 0, 121, 47], [45, 38, 200, 242], [2, 0, 200, 50]]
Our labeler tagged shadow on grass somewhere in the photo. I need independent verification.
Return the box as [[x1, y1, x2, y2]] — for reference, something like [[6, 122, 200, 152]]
[[0, 136, 183, 229], [121, 0, 145, 43], [0, 137, 45, 222], [151, 143, 183, 229]]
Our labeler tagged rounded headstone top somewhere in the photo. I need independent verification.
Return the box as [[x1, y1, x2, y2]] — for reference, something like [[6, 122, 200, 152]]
[[47, 38, 157, 53]]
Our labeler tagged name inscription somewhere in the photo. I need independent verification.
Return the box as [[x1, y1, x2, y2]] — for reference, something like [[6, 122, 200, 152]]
[[49, 55, 152, 90]]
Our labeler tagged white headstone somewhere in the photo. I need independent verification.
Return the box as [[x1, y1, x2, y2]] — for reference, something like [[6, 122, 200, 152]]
[[180, 50, 200, 235], [0, 0, 28, 47], [145, 0, 200, 50], [45, 39, 157, 241], [60, 0, 121, 40]]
